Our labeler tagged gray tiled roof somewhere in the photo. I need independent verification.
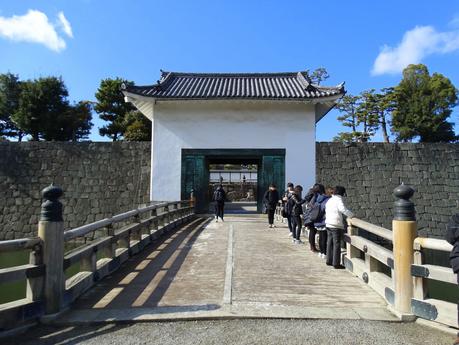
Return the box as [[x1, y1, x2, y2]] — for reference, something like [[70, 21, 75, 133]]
[[123, 71, 345, 100]]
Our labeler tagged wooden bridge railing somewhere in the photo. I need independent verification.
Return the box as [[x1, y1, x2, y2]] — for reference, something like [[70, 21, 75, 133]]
[[276, 183, 458, 329], [0, 185, 195, 331]]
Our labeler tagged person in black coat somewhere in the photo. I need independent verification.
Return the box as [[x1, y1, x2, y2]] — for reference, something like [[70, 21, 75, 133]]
[[212, 185, 226, 222], [446, 213, 459, 344], [291, 185, 306, 243], [263, 183, 280, 228]]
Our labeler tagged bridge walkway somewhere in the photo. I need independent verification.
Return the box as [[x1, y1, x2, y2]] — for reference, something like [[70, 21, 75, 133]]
[[57, 215, 396, 323]]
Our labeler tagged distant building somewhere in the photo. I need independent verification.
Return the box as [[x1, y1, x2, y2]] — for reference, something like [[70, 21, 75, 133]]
[[123, 71, 345, 212]]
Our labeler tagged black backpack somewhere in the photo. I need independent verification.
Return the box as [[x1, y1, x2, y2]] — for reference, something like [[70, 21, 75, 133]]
[[215, 189, 225, 202]]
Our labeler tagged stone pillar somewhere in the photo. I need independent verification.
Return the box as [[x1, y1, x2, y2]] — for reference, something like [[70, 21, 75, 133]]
[[38, 184, 64, 314], [392, 183, 417, 315]]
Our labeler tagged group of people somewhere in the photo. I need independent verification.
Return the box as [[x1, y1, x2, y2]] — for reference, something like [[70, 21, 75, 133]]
[[263, 182, 353, 269]]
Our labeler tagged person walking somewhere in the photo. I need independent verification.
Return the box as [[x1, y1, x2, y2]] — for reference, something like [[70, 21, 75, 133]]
[[263, 183, 280, 228], [325, 186, 353, 269], [291, 185, 306, 244], [313, 187, 333, 258], [282, 182, 295, 236], [304, 184, 326, 252], [446, 213, 459, 345], [212, 184, 226, 222]]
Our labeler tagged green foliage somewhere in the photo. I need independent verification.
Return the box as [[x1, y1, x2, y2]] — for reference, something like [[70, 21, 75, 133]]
[[0, 73, 23, 140], [64, 101, 93, 141], [10, 76, 93, 141], [95, 78, 135, 141], [306, 67, 330, 85], [335, 94, 372, 142], [13, 77, 70, 141], [123, 110, 151, 141], [358, 88, 394, 143], [392, 64, 458, 142]]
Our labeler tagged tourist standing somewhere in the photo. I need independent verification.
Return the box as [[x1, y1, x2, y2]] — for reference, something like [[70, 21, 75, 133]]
[[304, 184, 326, 252], [313, 187, 333, 258], [283, 182, 295, 236], [446, 213, 459, 345], [263, 184, 280, 228], [213, 184, 226, 222], [291, 185, 306, 244], [325, 186, 353, 268]]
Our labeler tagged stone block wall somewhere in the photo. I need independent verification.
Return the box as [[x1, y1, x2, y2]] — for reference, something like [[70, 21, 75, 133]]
[[1, 142, 458, 240], [316, 142, 459, 238], [0, 142, 151, 240]]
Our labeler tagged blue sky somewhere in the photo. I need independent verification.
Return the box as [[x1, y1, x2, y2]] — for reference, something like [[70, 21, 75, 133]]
[[1, 0, 458, 142]]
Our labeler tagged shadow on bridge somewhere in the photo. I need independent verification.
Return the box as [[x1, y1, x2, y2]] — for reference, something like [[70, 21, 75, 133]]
[[75, 217, 216, 312]]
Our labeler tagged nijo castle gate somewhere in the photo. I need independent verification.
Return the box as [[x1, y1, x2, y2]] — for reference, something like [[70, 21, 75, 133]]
[[0, 71, 456, 341]]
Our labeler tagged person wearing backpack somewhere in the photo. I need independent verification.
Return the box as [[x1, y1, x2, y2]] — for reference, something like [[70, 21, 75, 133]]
[[213, 184, 226, 222], [314, 187, 333, 258], [282, 182, 295, 236], [291, 185, 306, 244], [445, 213, 459, 345], [304, 184, 326, 252], [263, 183, 280, 228], [325, 186, 353, 269]]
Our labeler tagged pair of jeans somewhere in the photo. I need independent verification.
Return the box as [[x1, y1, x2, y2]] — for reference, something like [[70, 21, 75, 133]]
[[292, 215, 302, 240], [215, 202, 224, 219], [326, 227, 343, 266], [318, 230, 327, 254], [268, 209, 275, 225], [308, 225, 317, 249]]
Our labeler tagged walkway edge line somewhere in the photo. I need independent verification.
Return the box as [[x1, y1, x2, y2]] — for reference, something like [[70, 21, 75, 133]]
[[223, 224, 234, 305]]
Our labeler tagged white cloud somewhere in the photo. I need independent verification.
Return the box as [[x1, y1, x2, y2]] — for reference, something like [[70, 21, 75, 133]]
[[372, 25, 459, 75], [0, 9, 73, 52], [57, 11, 73, 38]]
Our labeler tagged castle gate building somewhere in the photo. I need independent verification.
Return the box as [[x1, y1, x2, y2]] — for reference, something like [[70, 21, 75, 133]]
[[122, 71, 345, 212]]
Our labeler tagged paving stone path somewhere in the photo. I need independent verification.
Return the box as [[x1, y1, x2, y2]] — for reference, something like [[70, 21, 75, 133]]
[[57, 215, 395, 323]]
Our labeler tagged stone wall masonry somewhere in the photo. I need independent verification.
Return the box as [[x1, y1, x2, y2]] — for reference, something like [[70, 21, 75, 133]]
[[316, 142, 459, 238], [0, 142, 151, 240], [1, 142, 458, 240]]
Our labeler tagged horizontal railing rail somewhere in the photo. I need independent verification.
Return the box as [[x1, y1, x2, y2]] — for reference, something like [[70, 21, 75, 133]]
[[0, 237, 42, 252], [411, 237, 456, 327], [274, 186, 457, 330], [344, 217, 395, 306], [0, 187, 195, 332]]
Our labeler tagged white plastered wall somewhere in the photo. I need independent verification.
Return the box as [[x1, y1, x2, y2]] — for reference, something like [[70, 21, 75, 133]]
[[147, 100, 316, 201]]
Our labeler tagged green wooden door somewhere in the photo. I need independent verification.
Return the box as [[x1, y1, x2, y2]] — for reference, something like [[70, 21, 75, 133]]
[[258, 155, 285, 212], [181, 154, 209, 213]]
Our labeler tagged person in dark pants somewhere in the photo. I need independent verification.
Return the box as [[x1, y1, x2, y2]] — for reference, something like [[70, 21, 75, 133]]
[[304, 184, 326, 252], [446, 213, 459, 345], [282, 182, 295, 236], [313, 187, 332, 258], [264, 183, 280, 228], [291, 185, 306, 244], [325, 186, 353, 269], [212, 184, 226, 222]]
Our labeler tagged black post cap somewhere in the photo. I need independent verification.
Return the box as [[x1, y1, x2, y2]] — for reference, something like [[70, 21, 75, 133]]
[[40, 184, 64, 222], [393, 183, 415, 221]]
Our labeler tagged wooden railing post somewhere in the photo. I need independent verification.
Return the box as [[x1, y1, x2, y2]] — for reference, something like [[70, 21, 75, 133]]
[[392, 183, 417, 315], [38, 184, 64, 314]]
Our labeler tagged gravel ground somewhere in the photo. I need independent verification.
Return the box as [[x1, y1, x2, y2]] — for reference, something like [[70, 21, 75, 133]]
[[4, 319, 455, 345]]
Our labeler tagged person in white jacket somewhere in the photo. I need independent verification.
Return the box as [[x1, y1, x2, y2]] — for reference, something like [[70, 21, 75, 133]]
[[325, 186, 354, 269]]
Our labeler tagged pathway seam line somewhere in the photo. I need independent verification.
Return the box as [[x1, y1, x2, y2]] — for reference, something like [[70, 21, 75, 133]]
[[223, 224, 234, 305]]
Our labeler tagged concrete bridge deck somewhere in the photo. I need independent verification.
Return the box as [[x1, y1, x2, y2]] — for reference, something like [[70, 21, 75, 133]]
[[57, 215, 396, 324]]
